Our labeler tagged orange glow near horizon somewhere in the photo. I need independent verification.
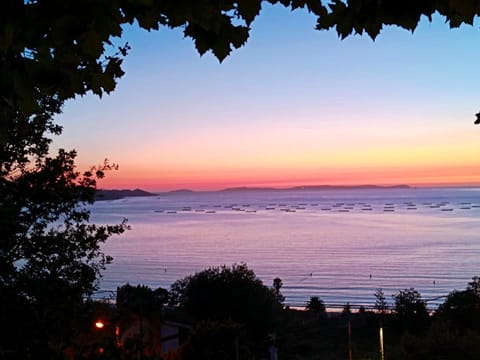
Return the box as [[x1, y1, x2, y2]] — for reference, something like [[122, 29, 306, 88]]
[[55, 11, 480, 193], [79, 118, 480, 191], [96, 163, 480, 191]]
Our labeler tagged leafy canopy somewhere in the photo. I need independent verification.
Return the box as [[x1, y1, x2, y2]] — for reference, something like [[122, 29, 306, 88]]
[[374, 287, 388, 314], [169, 263, 282, 340], [393, 288, 429, 332], [437, 276, 480, 330], [0, 91, 128, 358], [0, 145, 129, 357], [2, 2, 480, 355], [116, 283, 168, 314], [305, 295, 326, 314], [317, 1, 480, 39]]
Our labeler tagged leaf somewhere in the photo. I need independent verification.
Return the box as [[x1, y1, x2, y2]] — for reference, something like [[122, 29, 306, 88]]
[[292, 0, 307, 10], [136, 11, 161, 30], [449, 14, 463, 28], [305, 0, 327, 16], [365, 21, 382, 39], [211, 40, 232, 62], [230, 26, 250, 49], [236, 0, 262, 25]]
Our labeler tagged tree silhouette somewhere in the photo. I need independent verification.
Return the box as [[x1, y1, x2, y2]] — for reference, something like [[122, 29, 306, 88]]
[[0, 96, 128, 357], [467, 276, 480, 296], [178, 320, 251, 360], [305, 296, 326, 314], [116, 283, 168, 314], [342, 302, 352, 315], [393, 288, 429, 332], [272, 277, 286, 304], [0, 160, 128, 357], [374, 288, 388, 314], [317, 1, 480, 39], [169, 264, 282, 350], [4, 1, 479, 357], [437, 276, 480, 331]]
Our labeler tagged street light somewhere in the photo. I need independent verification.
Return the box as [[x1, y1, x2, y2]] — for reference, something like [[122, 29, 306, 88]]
[[379, 322, 385, 360], [94, 320, 105, 329], [94, 319, 121, 347]]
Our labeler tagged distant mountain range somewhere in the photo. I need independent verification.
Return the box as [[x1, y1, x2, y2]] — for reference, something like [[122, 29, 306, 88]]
[[220, 184, 411, 192], [96, 185, 411, 200], [95, 188, 156, 201]]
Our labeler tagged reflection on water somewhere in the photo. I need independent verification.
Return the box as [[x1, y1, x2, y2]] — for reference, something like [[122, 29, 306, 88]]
[[91, 187, 480, 308]]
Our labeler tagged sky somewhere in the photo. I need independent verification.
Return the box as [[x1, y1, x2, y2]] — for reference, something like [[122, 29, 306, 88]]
[[54, 4, 480, 191]]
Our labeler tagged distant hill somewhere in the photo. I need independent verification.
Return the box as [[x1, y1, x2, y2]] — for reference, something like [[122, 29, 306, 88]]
[[221, 184, 410, 192], [95, 188, 156, 201], [167, 189, 195, 194], [289, 184, 410, 191], [220, 186, 276, 192], [105, 185, 412, 198]]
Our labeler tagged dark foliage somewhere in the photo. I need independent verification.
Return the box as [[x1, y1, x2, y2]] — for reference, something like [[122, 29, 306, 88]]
[[392, 288, 429, 333], [437, 276, 480, 331], [177, 320, 251, 360], [169, 264, 282, 350], [116, 283, 168, 314], [374, 287, 388, 314], [272, 277, 285, 304], [317, 0, 480, 39], [0, 95, 128, 358], [305, 295, 326, 314], [2, 1, 480, 356]]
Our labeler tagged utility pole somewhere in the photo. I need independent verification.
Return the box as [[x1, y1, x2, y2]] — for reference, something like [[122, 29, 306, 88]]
[[234, 335, 239, 360], [347, 319, 352, 360]]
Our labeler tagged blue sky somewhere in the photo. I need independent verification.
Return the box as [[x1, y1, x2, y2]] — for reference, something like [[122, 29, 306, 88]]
[[54, 4, 480, 190]]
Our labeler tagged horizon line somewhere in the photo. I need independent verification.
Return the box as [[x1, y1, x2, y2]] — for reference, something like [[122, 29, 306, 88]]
[[97, 182, 480, 193]]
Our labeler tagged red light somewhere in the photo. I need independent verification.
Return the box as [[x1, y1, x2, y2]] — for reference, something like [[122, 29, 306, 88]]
[[95, 320, 105, 329]]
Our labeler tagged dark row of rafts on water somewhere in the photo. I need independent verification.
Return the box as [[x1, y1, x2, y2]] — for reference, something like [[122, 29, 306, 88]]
[[153, 201, 480, 215]]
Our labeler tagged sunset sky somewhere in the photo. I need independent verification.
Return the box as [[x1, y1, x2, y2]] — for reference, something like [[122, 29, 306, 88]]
[[54, 4, 480, 191]]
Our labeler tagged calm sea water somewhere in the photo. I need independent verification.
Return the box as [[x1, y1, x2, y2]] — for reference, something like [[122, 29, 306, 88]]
[[91, 187, 480, 309]]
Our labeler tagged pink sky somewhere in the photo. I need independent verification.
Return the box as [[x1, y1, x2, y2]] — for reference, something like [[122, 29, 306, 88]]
[[55, 7, 480, 191]]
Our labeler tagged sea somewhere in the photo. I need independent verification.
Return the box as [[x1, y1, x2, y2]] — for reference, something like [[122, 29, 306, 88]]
[[90, 187, 480, 309]]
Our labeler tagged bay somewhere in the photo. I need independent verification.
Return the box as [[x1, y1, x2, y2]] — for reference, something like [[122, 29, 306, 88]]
[[91, 187, 480, 309]]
